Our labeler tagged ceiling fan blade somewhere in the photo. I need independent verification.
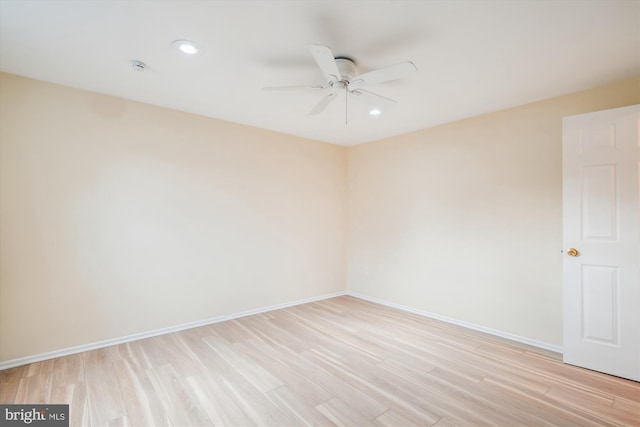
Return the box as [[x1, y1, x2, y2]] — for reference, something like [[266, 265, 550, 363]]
[[262, 85, 325, 91], [350, 89, 397, 113], [308, 92, 337, 115], [349, 61, 417, 88], [309, 44, 342, 83]]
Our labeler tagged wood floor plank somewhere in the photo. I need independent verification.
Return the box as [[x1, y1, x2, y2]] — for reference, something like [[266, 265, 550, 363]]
[[118, 336, 170, 370], [236, 338, 334, 406], [105, 415, 130, 426], [612, 396, 640, 425], [50, 382, 90, 427], [82, 348, 127, 426], [111, 356, 173, 426], [13, 373, 52, 404], [1, 295, 638, 427], [185, 372, 257, 427], [316, 397, 375, 427], [0, 366, 25, 403], [481, 375, 616, 426], [429, 367, 582, 427], [206, 318, 256, 343], [238, 313, 311, 353], [317, 350, 442, 426], [52, 353, 84, 386], [545, 383, 638, 426], [373, 409, 422, 427], [266, 385, 337, 427], [218, 372, 302, 427], [302, 349, 389, 421], [145, 363, 211, 426], [175, 327, 240, 380], [202, 335, 283, 393], [153, 332, 204, 379], [25, 358, 55, 378]]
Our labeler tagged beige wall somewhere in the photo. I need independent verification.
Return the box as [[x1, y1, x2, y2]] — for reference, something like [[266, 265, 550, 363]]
[[0, 73, 347, 362], [346, 76, 640, 346]]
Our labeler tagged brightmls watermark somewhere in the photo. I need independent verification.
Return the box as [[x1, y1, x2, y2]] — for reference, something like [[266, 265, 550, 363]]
[[0, 405, 68, 426]]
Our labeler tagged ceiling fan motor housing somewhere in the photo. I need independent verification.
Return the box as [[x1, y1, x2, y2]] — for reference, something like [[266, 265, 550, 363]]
[[335, 57, 357, 82]]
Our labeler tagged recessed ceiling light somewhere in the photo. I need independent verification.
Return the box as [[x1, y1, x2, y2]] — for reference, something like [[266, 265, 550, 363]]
[[172, 40, 198, 55], [369, 109, 382, 116]]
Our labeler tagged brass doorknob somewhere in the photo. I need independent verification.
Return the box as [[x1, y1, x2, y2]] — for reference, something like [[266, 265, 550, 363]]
[[567, 248, 580, 257]]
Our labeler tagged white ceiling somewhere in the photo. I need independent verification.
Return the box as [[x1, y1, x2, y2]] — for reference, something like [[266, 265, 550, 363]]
[[1, 0, 638, 146]]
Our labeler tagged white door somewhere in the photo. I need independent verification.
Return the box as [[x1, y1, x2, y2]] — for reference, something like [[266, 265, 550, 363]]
[[563, 104, 640, 381]]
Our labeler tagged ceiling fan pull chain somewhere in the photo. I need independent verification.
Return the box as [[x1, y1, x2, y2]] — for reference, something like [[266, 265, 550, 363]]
[[345, 86, 348, 125]]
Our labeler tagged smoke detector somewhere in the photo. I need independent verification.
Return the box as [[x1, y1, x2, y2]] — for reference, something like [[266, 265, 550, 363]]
[[131, 60, 146, 72]]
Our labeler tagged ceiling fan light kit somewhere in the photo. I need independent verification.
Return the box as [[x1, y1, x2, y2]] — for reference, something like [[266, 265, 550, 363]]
[[263, 44, 417, 123]]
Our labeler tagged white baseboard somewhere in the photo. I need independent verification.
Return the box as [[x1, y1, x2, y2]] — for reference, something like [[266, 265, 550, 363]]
[[346, 291, 563, 354], [1, 289, 561, 370], [0, 290, 347, 371]]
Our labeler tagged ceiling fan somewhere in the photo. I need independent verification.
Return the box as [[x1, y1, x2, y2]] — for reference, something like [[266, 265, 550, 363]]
[[263, 44, 418, 122]]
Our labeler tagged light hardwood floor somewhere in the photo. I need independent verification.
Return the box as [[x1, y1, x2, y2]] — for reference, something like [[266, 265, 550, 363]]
[[1, 296, 639, 426]]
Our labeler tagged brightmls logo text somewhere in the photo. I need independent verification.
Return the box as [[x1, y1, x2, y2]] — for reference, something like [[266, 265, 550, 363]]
[[4, 407, 45, 423], [0, 405, 68, 426]]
